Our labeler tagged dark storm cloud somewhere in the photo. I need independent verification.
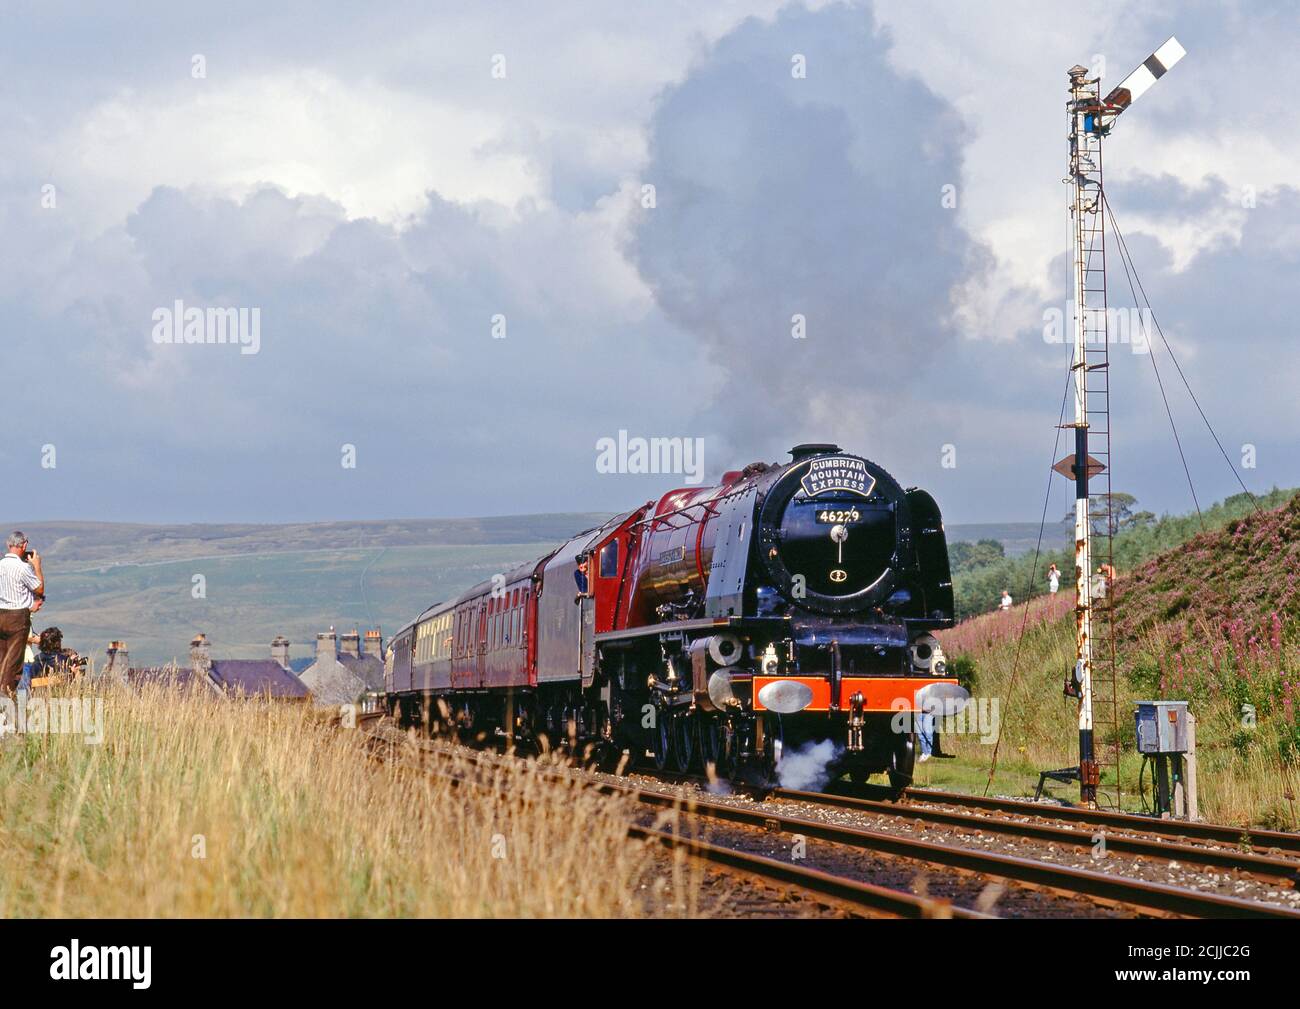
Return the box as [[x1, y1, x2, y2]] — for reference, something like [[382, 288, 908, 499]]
[[631, 4, 990, 451], [0, 182, 709, 521], [3, 1, 1299, 528]]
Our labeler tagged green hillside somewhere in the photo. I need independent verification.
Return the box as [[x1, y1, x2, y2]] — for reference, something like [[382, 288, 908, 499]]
[[949, 488, 1297, 619], [935, 493, 1300, 829], [44, 543, 566, 668], [7, 514, 614, 570], [8, 514, 613, 667]]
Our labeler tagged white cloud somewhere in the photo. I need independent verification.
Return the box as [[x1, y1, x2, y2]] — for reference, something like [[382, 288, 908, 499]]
[[58, 72, 539, 231]]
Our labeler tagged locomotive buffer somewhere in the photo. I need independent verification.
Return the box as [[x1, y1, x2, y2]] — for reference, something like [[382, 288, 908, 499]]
[[1045, 38, 1186, 808]]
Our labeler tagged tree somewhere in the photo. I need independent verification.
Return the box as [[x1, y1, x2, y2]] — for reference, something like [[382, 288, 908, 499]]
[[1063, 492, 1139, 539], [948, 538, 1006, 573]]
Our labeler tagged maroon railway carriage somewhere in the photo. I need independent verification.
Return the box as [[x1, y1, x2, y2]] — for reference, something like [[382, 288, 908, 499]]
[[386, 443, 961, 789]]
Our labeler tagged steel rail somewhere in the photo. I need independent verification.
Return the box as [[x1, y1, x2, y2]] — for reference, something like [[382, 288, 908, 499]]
[[628, 824, 991, 919], [899, 787, 1300, 856], [770, 787, 1300, 881]]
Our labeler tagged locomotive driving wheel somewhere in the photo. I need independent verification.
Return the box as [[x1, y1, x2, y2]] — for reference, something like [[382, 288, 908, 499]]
[[760, 714, 783, 782], [887, 730, 917, 792], [669, 710, 694, 773], [649, 704, 670, 771], [696, 715, 730, 777]]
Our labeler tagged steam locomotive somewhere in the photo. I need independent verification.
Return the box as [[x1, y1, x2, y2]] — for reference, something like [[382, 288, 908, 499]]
[[385, 443, 961, 790]]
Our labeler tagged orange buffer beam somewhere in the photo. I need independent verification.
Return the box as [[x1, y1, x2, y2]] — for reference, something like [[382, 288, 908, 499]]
[[752, 675, 949, 713]]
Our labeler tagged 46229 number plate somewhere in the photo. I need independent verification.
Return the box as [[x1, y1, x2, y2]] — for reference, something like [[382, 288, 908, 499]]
[[815, 508, 861, 524]]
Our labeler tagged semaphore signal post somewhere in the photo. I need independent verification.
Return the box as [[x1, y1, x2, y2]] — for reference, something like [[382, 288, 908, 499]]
[[1056, 38, 1186, 808]]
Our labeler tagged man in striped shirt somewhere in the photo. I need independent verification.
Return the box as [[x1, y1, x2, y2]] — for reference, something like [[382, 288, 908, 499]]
[[0, 531, 45, 695]]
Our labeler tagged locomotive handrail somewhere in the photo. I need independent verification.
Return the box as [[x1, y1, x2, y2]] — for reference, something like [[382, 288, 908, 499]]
[[635, 494, 728, 531]]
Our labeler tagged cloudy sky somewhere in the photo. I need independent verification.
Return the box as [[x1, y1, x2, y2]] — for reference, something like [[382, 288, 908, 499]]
[[3, 0, 1295, 526]]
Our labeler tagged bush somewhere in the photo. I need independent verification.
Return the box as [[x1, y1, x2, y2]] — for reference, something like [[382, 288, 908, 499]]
[[948, 654, 977, 694]]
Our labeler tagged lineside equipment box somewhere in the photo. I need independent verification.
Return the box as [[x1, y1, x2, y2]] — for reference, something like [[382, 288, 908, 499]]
[[1134, 700, 1189, 754]]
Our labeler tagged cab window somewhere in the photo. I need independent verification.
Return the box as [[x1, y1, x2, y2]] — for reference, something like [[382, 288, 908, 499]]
[[599, 540, 618, 579]]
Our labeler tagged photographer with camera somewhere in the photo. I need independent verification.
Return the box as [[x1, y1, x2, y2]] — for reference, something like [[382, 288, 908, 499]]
[[30, 626, 84, 683], [0, 531, 45, 695]]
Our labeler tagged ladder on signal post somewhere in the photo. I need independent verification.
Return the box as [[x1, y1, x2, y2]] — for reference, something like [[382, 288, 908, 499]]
[[1074, 120, 1122, 808], [1059, 63, 1132, 809]]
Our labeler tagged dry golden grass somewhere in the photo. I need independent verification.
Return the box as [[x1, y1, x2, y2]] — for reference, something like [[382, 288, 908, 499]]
[[0, 677, 696, 917]]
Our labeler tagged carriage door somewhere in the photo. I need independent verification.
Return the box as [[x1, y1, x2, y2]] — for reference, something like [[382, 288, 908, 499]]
[[579, 594, 596, 687], [476, 603, 487, 688]]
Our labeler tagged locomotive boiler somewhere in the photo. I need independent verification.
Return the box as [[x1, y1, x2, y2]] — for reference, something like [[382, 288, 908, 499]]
[[386, 443, 961, 791]]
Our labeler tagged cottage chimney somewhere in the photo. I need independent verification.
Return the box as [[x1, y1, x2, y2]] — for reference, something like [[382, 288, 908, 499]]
[[362, 628, 382, 658], [271, 635, 291, 669], [104, 640, 130, 680], [340, 630, 361, 658], [316, 630, 337, 663], [190, 633, 212, 678]]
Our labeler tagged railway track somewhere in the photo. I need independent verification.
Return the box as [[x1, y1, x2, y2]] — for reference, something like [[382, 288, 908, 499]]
[[629, 825, 992, 918], [382, 733, 981, 918], [599, 769, 1300, 918], [368, 722, 1300, 919], [621, 767, 1300, 881], [764, 785, 1300, 882], [896, 786, 1300, 857]]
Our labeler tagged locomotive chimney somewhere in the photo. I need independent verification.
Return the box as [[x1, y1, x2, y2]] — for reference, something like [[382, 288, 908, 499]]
[[789, 443, 841, 461]]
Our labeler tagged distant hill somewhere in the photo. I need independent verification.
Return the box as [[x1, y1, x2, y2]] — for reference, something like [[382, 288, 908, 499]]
[[6, 515, 611, 668], [0, 512, 1120, 668], [944, 522, 1068, 558], [6, 514, 615, 570]]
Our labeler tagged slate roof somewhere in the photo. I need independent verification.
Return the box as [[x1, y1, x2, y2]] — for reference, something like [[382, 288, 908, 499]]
[[337, 654, 385, 692], [126, 666, 214, 692], [298, 656, 366, 706], [209, 660, 310, 699]]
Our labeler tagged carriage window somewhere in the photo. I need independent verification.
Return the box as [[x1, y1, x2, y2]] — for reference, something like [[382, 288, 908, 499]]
[[600, 540, 618, 578]]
